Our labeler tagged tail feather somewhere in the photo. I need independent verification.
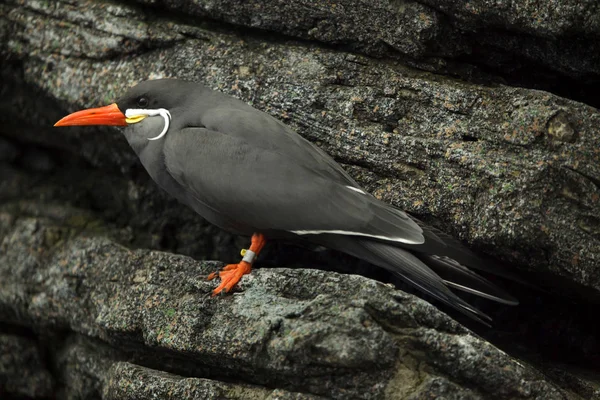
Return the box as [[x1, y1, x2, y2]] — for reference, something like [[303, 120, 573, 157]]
[[419, 255, 518, 305], [408, 217, 533, 289], [313, 234, 498, 323], [355, 240, 496, 323]]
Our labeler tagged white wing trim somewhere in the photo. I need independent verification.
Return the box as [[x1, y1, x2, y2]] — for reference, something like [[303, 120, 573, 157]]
[[290, 229, 424, 244], [346, 186, 366, 194]]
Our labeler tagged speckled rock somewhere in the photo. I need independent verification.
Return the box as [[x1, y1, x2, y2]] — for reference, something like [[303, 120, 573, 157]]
[[53, 335, 325, 400], [133, 0, 458, 60], [103, 362, 326, 400], [0, 207, 574, 399], [116, 0, 600, 107], [419, 1, 600, 71], [121, 0, 600, 81]]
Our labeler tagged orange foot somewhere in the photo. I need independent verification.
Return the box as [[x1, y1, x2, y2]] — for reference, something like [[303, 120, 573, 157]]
[[209, 261, 252, 295], [208, 233, 266, 296]]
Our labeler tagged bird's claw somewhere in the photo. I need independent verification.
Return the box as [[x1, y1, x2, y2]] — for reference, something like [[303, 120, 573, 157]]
[[206, 271, 219, 281], [210, 261, 252, 296]]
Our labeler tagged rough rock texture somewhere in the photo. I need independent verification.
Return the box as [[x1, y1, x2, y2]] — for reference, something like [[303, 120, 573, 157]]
[[129, 0, 600, 106], [1, 0, 600, 399], [129, 0, 600, 75], [0, 206, 575, 399]]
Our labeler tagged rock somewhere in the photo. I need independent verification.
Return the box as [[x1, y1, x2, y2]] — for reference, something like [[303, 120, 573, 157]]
[[136, 0, 457, 60], [0, 208, 574, 399], [418, 0, 600, 77], [547, 111, 577, 143], [0, 333, 54, 398], [126, 0, 600, 76], [123, 0, 600, 106], [104, 362, 326, 400], [0, 138, 19, 163]]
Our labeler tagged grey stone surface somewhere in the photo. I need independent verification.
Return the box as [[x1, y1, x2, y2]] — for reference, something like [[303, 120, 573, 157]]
[[103, 362, 326, 400], [122, 0, 600, 81], [420, 0, 600, 37], [0, 207, 574, 399], [52, 334, 324, 400], [134, 0, 459, 60]]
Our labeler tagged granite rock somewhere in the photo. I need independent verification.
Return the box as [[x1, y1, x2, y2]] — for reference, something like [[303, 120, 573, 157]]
[[0, 208, 574, 399]]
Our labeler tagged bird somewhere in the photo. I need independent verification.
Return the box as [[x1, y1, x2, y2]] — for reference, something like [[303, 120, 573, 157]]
[[54, 78, 517, 323]]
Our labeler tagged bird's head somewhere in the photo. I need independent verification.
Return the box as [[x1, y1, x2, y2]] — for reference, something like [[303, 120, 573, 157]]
[[54, 79, 194, 141]]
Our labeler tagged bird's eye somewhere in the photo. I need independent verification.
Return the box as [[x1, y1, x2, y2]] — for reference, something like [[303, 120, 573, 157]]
[[137, 97, 149, 108]]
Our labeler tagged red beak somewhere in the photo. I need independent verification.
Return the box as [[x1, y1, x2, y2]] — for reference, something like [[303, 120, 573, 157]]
[[54, 103, 127, 127]]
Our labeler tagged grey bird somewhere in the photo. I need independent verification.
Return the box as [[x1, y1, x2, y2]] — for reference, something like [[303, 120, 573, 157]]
[[55, 79, 518, 323]]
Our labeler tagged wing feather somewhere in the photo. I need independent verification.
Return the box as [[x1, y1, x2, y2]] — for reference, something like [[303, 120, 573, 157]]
[[201, 107, 359, 186], [164, 127, 424, 243], [314, 234, 494, 323]]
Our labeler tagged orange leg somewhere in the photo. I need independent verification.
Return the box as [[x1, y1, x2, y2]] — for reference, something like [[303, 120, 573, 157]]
[[208, 233, 266, 296]]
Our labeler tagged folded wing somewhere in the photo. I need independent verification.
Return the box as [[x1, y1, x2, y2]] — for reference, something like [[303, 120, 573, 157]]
[[164, 127, 424, 244]]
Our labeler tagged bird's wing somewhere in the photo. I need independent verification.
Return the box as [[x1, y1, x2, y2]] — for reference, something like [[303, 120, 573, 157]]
[[314, 234, 495, 324], [200, 105, 359, 187], [164, 127, 424, 244]]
